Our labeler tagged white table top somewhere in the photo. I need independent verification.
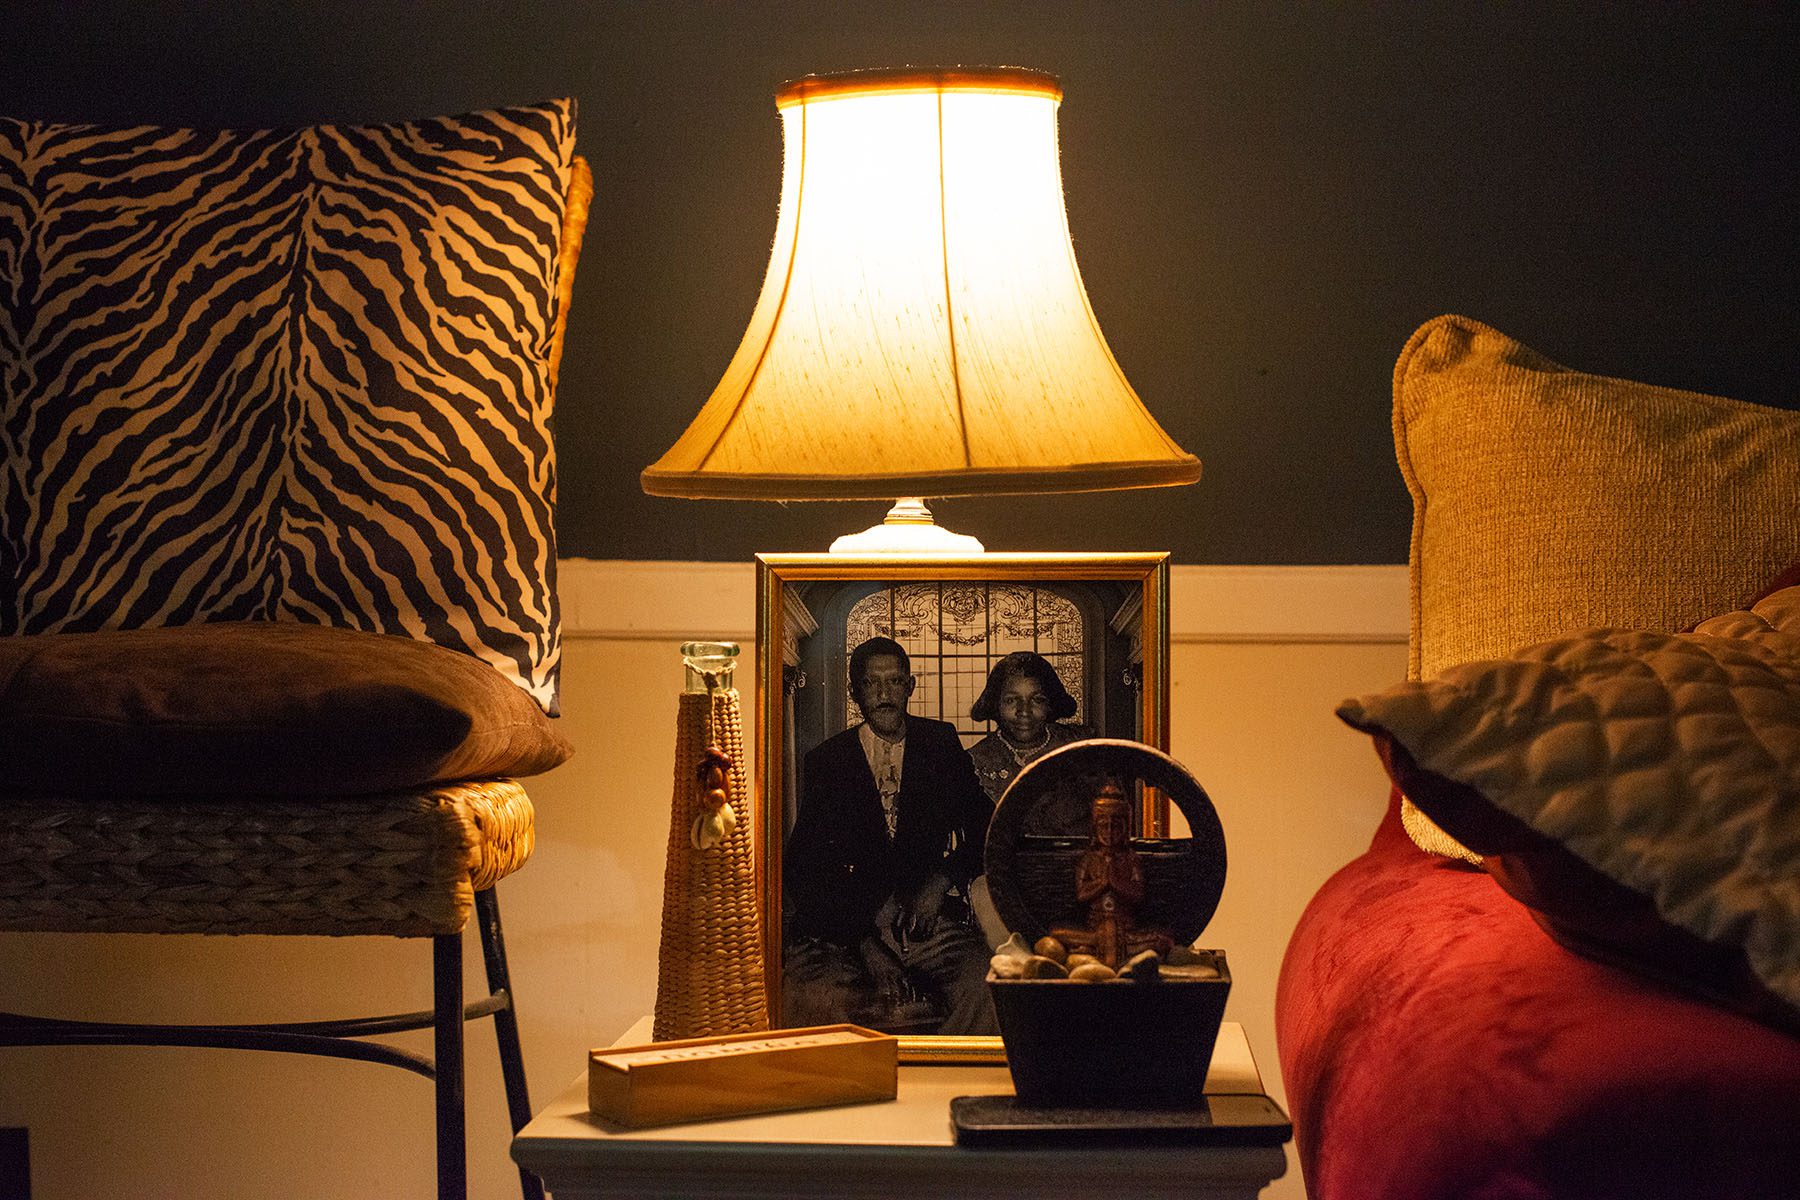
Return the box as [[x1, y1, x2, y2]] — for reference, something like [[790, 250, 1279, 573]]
[[513, 1021, 1286, 1199]]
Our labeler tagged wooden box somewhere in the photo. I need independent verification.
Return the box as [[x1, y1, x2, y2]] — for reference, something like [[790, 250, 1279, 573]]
[[588, 1025, 898, 1128]]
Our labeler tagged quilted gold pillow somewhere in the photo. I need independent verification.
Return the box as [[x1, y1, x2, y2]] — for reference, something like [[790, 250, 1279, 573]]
[[1338, 586, 1800, 1032], [1394, 315, 1800, 858]]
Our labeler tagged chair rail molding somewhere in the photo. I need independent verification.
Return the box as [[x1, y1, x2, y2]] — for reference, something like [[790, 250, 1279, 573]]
[[558, 559, 1408, 645]]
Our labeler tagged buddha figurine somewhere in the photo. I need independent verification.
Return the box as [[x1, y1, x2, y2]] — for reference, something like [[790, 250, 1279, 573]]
[[1051, 782, 1174, 969]]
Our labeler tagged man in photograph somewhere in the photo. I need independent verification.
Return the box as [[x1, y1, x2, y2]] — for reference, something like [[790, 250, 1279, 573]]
[[783, 636, 997, 1035]]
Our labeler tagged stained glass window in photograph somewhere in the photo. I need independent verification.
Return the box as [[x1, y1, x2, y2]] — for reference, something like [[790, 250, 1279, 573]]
[[844, 583, 1084, 747]]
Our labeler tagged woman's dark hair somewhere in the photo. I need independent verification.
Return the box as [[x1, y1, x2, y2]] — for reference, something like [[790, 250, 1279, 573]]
[[849, 635, 911, 691], [970, 651, 1078, 722]]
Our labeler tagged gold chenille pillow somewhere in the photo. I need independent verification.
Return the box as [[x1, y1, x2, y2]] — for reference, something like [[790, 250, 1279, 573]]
[[1393, 315, 1800, 859]]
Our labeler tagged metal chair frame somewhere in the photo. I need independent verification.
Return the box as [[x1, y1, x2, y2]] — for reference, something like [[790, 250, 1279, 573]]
[[0, 887, 543, 1200]]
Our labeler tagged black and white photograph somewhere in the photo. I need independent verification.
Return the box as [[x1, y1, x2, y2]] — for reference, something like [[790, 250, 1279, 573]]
[[756, 554, 1171, 1050]]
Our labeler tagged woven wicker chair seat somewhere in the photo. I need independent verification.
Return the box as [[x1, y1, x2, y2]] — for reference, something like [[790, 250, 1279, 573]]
[[0, 779, 534, 937]]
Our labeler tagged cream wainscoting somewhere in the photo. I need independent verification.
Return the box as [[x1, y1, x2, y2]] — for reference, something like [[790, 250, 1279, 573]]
[[556, 558, 1408, 645], [0, 560, 1406, 1200]]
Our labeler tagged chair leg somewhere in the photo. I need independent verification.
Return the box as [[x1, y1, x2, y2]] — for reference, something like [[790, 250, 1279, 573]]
[[434, 931, 467, 1200], [476, 887, 547, 1200], [7, 920, 522, 1198]]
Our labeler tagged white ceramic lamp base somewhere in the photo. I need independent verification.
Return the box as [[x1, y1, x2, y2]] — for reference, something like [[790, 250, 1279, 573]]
[[828, 498, 985, 555]]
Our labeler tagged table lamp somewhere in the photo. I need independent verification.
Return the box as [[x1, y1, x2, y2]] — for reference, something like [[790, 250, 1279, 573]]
[[642, 65, 1199, 553]]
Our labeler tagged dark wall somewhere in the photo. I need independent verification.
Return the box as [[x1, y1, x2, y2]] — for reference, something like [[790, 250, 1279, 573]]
[[6, 2, 1796, 563]]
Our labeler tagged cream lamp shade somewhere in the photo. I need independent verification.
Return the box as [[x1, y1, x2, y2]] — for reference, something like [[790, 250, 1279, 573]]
[[642, 66, 1200, 553]]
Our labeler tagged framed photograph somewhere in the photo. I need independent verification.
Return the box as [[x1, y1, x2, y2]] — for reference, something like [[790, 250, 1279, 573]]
[[755, 552, 1171, 1060]]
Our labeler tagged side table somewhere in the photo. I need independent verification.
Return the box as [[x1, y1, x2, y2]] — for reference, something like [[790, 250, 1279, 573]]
[[512, 1020, 1290, 1199]]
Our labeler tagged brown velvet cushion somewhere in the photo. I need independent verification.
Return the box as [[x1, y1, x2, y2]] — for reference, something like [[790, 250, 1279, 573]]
[[0, 622, 572, 796]]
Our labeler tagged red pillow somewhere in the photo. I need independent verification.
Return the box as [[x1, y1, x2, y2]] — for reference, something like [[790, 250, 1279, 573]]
[[1747, 557, 1800, 607]]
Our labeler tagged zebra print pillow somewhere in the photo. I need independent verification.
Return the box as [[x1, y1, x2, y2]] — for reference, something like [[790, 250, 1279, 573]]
[[0, 100, 576, 713]]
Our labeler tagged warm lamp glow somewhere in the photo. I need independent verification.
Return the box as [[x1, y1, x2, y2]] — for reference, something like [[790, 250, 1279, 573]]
[[642, 66, 1199, 540]]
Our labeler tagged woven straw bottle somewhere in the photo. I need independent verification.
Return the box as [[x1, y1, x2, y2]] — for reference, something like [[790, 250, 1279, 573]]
[[652, 641, 769, 1040]]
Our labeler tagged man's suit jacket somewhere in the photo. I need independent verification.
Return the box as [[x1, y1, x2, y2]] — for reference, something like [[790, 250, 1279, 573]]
[[785, 716, 993, 945]]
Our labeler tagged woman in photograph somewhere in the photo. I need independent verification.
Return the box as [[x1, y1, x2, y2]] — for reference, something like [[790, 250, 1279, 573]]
[[967, 651, 1092, 819]]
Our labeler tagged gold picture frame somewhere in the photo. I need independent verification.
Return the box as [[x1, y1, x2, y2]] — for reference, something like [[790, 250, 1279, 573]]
[[755, 552, 1172, 1062]]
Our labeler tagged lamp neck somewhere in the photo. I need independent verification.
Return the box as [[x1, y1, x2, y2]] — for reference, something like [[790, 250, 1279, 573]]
[[827, 498, 986, 555]]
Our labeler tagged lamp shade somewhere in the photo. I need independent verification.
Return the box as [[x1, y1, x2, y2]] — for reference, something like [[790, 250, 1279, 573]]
[[641, 66, 1201, 502]]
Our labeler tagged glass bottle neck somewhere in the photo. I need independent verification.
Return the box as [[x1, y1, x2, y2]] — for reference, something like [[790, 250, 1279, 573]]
[[681, 640, 739, 693]]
